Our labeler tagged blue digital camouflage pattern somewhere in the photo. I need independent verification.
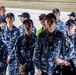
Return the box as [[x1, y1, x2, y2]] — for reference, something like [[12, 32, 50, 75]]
[[33, 29, 74, 75], [0, 39, 7, 75], [56, 19, 66, 34], [67, 34, 76, 67], [1, 25, 19, 57], [1, 25, 19, 75], [16, 33, 36, 75]]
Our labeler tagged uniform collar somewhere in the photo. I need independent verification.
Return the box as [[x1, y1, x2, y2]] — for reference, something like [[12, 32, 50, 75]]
[[68, 33, 75, 39], [46, 29, 57, 37], [5, 25, 15, 32]]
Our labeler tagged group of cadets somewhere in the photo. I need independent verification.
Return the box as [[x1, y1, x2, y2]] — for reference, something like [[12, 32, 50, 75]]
[[0, 5, 76, 75]]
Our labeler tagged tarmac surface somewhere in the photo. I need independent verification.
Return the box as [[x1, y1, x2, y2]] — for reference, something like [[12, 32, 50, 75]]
[[6, 8, 70, 75]]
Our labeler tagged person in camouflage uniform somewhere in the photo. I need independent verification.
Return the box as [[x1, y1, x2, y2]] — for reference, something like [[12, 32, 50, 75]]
[[16, 19, 36, 75], [1, 12, 19, 75], [52, 8, 66, 34], [66, 19, 76, 67], [0, 36, 7, 75], [33, 13, 74, 75], [18, 12, 36, 36]]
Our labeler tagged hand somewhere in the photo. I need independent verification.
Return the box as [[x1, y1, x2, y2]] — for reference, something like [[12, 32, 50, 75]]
[[19, 65, 26, 75], [35, 69, 42, 75], [20, 71, 26, 75], [54, 58, 70, 66], [7, 56, 12, 63], [62, 60, 70, 66], [54, 58, 64, 64]]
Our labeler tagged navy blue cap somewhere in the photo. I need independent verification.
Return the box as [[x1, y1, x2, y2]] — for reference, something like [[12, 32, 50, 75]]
[[6, 12, 15, 18], [18, 12, 30, 19], [39, 14, 46, 20], [66, 19, 76, 26], [0, 16, 6, 22], [67, 12, 76, 17], [46, 13, 56, 21]]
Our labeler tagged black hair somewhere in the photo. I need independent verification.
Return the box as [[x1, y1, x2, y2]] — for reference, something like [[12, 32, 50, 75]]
[[29, 19, 34, 26]]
